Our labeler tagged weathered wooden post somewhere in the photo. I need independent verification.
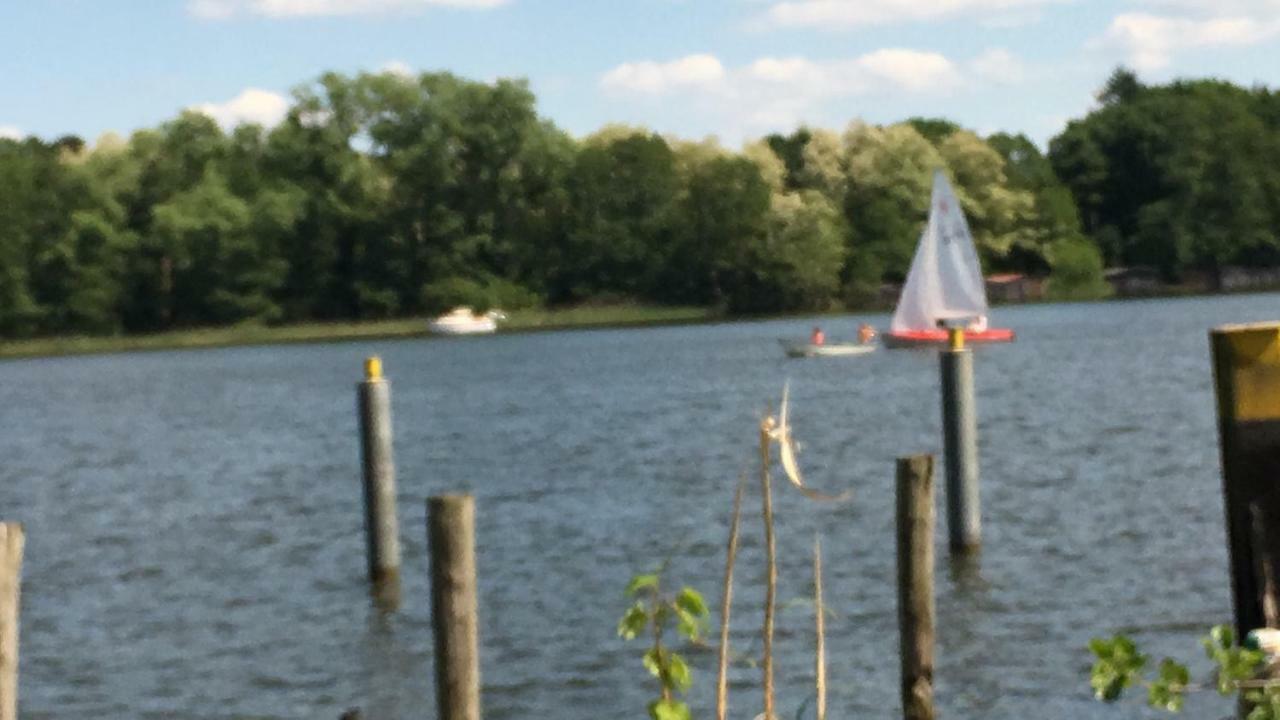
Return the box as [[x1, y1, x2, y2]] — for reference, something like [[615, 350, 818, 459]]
[[897, 456, 936, 720], [1, 523, 24, 720], [428, 495, 480, 720], [940, 327, 981, 555], [1211, 323, 1280, 638], [358, 356, 401, 610]]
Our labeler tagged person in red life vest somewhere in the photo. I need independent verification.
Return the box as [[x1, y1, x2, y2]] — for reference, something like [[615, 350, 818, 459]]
[[810, 326, 825, 345], [857, 323, 876, 344]]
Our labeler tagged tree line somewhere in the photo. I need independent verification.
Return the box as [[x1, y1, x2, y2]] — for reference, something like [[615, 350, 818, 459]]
[[1, 68, 1278, 338]]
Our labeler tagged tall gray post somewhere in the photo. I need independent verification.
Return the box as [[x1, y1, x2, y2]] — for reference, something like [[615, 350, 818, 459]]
[[358, 356, 401, 610], [429, 495, 481, 720], [1, 523, 23, 720], [940, 328, 981, 555]]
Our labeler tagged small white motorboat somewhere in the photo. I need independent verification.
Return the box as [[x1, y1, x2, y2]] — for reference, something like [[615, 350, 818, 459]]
[[779, 339, 876, 358], [427, 307, 505, 335]]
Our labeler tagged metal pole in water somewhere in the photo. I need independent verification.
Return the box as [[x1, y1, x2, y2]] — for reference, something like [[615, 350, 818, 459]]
[[896, 456, 936, 720], [1, 523, 24, 720], [940, 327, 981, 555], [1211, 323, 1280, 639], [428, 495, 481, 720], [358, 356, 401, 610]]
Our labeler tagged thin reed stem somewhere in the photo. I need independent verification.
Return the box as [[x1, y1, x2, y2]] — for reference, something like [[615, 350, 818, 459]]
[[814, 535, 827, 720], [717, 475, 746, 720], [759, 418, 777, 720]]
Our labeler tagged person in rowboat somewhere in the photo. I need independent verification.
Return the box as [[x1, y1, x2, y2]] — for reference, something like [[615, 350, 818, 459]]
[[858, 323, 876, 344], [810, 326, 825, 345]]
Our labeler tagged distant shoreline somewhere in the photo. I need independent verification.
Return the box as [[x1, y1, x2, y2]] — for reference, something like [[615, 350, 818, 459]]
[[0, 305, 715, 361], [5, 288, 1280, 361]]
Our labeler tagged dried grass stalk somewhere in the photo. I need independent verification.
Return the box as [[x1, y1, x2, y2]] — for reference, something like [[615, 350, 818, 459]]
[[774, 383, 852, 503], [717, 475, 746, 720], [759, 416, 777, 720], [814, 535, 827, 720]]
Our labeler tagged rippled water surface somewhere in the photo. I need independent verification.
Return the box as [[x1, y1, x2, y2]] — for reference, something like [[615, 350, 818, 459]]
[[4, 293, 1280, 719]]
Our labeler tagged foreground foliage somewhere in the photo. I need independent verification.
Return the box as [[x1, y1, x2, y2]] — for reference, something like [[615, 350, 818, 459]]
[[618, 570, 709, 720], [1089, 625, 1280, 717]]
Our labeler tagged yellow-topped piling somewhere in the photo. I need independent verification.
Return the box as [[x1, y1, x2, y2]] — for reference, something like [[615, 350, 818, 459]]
[[1215, 323, 1280, 422], [364, 356, 384, 381], [1211, 321, 1280, 641], [947, 327, 965, 351]]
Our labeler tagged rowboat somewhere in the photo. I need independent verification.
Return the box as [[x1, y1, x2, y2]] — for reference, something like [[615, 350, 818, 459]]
[[779, 340, 876, 358]]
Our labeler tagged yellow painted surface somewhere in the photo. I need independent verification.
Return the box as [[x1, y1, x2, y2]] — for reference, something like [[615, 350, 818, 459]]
[[1219, 324, 1280, 421], [948, 327, 965, 351], [364, 356, 383, 381]]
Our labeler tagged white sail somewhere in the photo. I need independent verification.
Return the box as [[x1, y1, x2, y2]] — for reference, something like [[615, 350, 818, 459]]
[[890, 169, 989, 333]]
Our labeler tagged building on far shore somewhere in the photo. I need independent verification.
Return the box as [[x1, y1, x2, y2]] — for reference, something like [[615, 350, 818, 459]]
[[1220, 266, 1280, 292], [1104, 266, 1162, 296], [985, 273, 1045, 303], [878, 274, 1048, 307]]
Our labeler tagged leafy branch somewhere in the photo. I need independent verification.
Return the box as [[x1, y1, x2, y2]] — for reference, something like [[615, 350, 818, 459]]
[[1088, 625, 1277, 716], [619, 568, 710, 720]]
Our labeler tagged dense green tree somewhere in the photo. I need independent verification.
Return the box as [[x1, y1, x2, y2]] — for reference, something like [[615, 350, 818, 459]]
[[668, 146, 772, 306], [764, 127, 812, 190], [729, 190, 846, 312], [987, 132, 1085, 274], [842, 122, 944, 281], [906, 117, 961, 145], [151, 171, 288, 324], [1046, 237, 1111, 300], [559, 131, 680, 301], [1050, 73, 1280, 282]]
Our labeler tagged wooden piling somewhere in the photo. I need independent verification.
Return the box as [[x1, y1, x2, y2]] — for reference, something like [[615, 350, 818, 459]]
[[1211, 323, 1280, 638], [358, 356, 401, 610], [428, 495, 480, 720], [896, 456, 936, 720], [1, 523, 24, 720], [759, 418, 778, 720], [940, 327, 981, 555]]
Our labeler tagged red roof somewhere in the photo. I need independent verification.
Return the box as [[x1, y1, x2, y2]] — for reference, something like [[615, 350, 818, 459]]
[[985, 273, 1025, 283]]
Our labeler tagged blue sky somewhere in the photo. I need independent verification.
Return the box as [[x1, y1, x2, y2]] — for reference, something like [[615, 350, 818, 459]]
[[2, 0, 1278, 148]]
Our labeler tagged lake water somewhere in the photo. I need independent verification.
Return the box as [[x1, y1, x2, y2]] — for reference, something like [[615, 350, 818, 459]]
[[3, 293, 1279, 719]]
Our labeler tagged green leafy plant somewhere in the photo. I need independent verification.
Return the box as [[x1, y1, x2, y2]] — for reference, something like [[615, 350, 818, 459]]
[[1088, 625, 1277, 716], [619, 568, 709, 720]]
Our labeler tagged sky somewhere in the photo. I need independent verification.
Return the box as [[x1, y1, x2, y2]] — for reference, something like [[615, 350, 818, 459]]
[[1, 0, 1279, 148]]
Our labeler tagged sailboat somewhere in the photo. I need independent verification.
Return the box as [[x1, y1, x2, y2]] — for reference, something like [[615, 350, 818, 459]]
[[882, 170, 1015, 348]]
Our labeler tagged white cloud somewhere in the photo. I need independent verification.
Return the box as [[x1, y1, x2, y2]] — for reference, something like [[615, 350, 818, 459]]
[[601, 49, 990, 136], [0, 126, 23, 140], [1137, 0, 1280, 12], [600, 54, 726, 95], [603, 50, 964, 99], [190, 0, 507, 20], [855, 49, 962, 91], [191, 88, 290, 129], [379, 60, 415, 77], [968, 48, 1025, 84], [757, 0, 1059, 29], [1097, 12, 1279, 70]]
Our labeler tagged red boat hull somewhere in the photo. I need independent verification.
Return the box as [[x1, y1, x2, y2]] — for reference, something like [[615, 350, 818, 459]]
[[882, 328, 1015, 348]]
